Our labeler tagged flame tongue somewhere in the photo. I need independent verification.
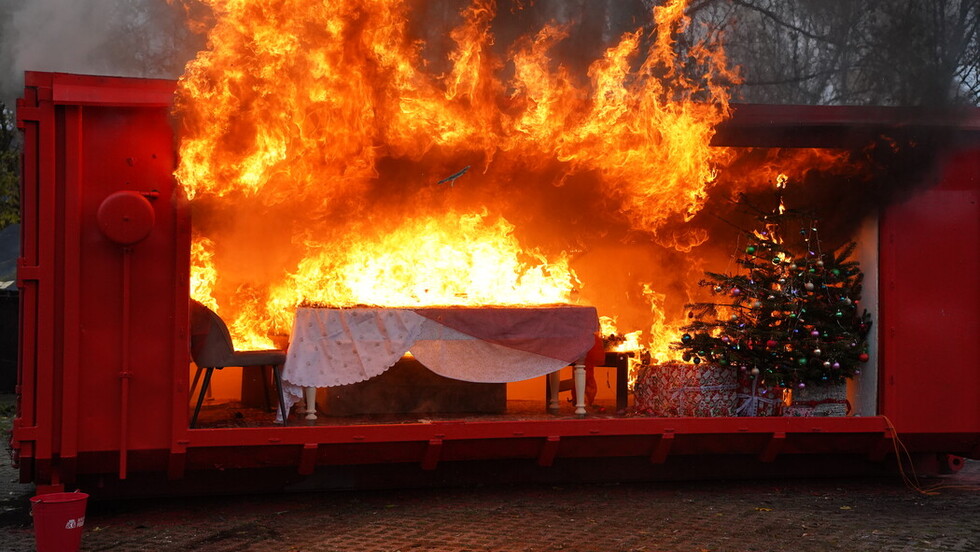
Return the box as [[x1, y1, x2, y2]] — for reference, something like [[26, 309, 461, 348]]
[[175, 0, 736, 349], [272, 210, 576, 310]]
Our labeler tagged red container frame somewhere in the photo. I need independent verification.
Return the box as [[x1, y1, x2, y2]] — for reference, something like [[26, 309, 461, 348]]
[[12, 72, 980, 494]]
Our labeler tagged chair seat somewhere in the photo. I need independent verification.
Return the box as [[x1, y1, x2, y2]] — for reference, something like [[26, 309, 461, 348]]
[[228, 349, 286, 367]]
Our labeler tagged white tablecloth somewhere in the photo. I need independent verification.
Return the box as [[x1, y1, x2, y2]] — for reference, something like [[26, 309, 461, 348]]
[[280, 305, 599, 416]]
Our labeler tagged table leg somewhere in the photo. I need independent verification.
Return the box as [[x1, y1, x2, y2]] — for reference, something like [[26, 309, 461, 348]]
[[303, 387, 318, 421], [615, 354, 629, 415], [547, 372, 561, 413], [573, 363, 587, 416]]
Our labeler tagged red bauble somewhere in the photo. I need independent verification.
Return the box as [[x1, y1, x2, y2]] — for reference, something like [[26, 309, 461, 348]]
[[765, 339, 778, 348], [858, 353, 870, 362]]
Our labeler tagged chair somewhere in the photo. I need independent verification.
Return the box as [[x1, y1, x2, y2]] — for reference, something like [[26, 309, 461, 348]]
[[189, 300, 288, 428]]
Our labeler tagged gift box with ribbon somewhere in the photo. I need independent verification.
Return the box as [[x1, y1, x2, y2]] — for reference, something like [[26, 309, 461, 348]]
[[733, 376, 786, 417], [633, 361, 737, 417]]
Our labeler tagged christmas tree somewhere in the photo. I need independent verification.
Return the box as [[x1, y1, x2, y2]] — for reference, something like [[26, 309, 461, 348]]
[[676, 204, 872, 389]]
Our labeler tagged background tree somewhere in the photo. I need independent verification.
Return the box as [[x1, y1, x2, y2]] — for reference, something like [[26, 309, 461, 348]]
[[686, 0, 980, 106], [0, 104, 16, 229]]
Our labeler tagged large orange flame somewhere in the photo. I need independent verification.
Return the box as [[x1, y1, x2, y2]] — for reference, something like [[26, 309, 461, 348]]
[[173, 0, 744, 352]]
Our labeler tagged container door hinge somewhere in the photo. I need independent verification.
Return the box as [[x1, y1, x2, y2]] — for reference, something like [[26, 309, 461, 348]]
[[12, 424, 38, 442], [16, 260, 41, 285]]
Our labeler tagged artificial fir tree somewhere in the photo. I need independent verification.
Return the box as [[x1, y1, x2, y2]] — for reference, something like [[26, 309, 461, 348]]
[[675, 207, 872, 392]]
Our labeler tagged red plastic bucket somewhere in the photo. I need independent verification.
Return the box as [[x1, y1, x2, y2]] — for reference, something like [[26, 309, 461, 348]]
[[30, 491, 89, 552]]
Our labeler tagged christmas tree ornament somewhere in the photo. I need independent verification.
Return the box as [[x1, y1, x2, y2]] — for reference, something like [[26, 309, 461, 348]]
[[750, 367, 760, 376], [813, 348, 821, 356], [804, 282, 815, 291], [731, 287, 741, 296], [832, 362, 841, 369], [816, 260, 824, 267], [746, 246, 756, 254], [823, 361, 831, 368], [858, 353, 870, 362], [681, 333, 692, 343], [810, 330, 820, 337]]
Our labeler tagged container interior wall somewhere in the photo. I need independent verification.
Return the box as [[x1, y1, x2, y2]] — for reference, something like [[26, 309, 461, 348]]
[[850, 215, 879, 417]]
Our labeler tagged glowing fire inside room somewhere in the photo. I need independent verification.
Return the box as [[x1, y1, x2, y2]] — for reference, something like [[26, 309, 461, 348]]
[[172, 0, 870, 388]]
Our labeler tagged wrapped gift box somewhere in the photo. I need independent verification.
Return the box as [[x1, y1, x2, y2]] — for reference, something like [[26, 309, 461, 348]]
[[785, 382, 849, 417], [733, 376, 786, 417], [634, 361, 737, 417]]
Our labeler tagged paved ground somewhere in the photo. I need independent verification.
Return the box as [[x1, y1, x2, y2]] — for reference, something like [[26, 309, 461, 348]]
[[2, 396, 978, 552]]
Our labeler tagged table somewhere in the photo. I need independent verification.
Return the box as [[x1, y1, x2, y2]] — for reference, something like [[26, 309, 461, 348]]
[[281, 305, 600, 418]]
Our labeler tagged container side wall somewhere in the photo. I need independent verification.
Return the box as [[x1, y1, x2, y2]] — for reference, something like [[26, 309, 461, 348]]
[[14, 72, 184, 486], [879, 146, 980, 435]]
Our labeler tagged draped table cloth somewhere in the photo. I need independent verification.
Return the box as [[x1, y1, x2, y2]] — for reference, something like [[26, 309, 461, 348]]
[[281, 305, 599, 419]]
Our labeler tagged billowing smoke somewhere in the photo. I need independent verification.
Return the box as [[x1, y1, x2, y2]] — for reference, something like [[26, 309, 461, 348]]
[[0, 0, 203, 104]]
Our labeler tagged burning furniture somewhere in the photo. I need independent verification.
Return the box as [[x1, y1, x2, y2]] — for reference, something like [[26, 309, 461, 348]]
[[189, 300, 288, 428], [10, 72, 980, 495]]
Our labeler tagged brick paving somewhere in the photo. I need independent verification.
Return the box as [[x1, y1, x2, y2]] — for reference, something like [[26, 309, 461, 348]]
[[1, 459, 977, 552], [2, 395, 978, 551]]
